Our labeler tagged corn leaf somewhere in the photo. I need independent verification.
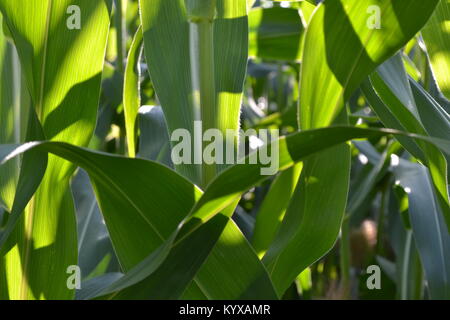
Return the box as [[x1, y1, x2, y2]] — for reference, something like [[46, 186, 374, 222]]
[[0, 0, 112, 299], [422, 0, 450, 100], [363, 54, 450, 229], [93, 127, 448, 298], [393, 158, 450, 299], [251, 164, 302, 257], [137, 105, 172, 166], [72, 170, 119, 280], [2, 126, 449, 299], [262, 0, 440, 296], [0, 14, 19, 211], [362, 141, 450, 299], [139, 0, 248, 185], [0, 0, 448, 301], [249, 7, 304, 61], [123, 25, 143, 157]]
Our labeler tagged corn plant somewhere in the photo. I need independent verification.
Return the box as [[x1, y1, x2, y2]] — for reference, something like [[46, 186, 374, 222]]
[[0, 0, 449, 300]]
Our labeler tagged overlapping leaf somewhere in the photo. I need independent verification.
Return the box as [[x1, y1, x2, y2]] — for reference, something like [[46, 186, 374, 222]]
[[0, 0, 112, 299], [362, 54, 450, 229], [139, 0, 248, 184], [422, 0, 450, 100], [2, 126, 448, 299], [262, 0, 440, 296]]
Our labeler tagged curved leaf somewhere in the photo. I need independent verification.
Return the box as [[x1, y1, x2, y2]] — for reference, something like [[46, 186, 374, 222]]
[[123, 25, 143, 157], [363, 54, 450, 229], [1, 123, 450, 299], [264, 0, 441, 296], [393, 159, 450, 299]]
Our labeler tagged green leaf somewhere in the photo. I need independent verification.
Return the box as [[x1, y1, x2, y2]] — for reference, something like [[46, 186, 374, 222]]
[[393, 159, 450, 299], [182, 218, 277, 300], [359, 141, 424, 300], [263, 0, 440, 297], [72, 170, 119, 279], [76, 272, 122, 300], [0, 13, 19, 211], [361, 77, 424, 161], [360, 141, 448, 299], [249, 7, 304, 61], [395, 229, 423, 300], [273, 0, 316, 4], [116, 127, 447, 299], [139, 0, 248, 185], [0, 142, 277, 299], [3, 125, 449, 299], [411, 80, 450, 142], [363, 54, 450, 229], [348, 141, 390, 215], [0, 0, 112, 299], [252, 164, 302, 257], [137, 105, 172, 166], [299, 0, 439, 131], [422, 0, 450, 100], [123, 25, 143, 157]]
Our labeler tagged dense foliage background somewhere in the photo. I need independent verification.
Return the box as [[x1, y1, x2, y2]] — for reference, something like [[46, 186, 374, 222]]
[[0, 0, 449, 300]]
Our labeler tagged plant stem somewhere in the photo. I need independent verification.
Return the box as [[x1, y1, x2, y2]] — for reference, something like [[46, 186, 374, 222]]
[[189, 17, 216, 187], [339, 214, 351, 298], [115, 0, 126, 73]]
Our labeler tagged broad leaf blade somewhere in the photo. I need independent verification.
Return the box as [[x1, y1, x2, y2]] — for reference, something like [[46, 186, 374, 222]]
[[422, 0, 450, 100], [393, 159, 450, 299], [0, 0, 112, 299], [249, 7, 304, 61], [263, 0, 440, 296]]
